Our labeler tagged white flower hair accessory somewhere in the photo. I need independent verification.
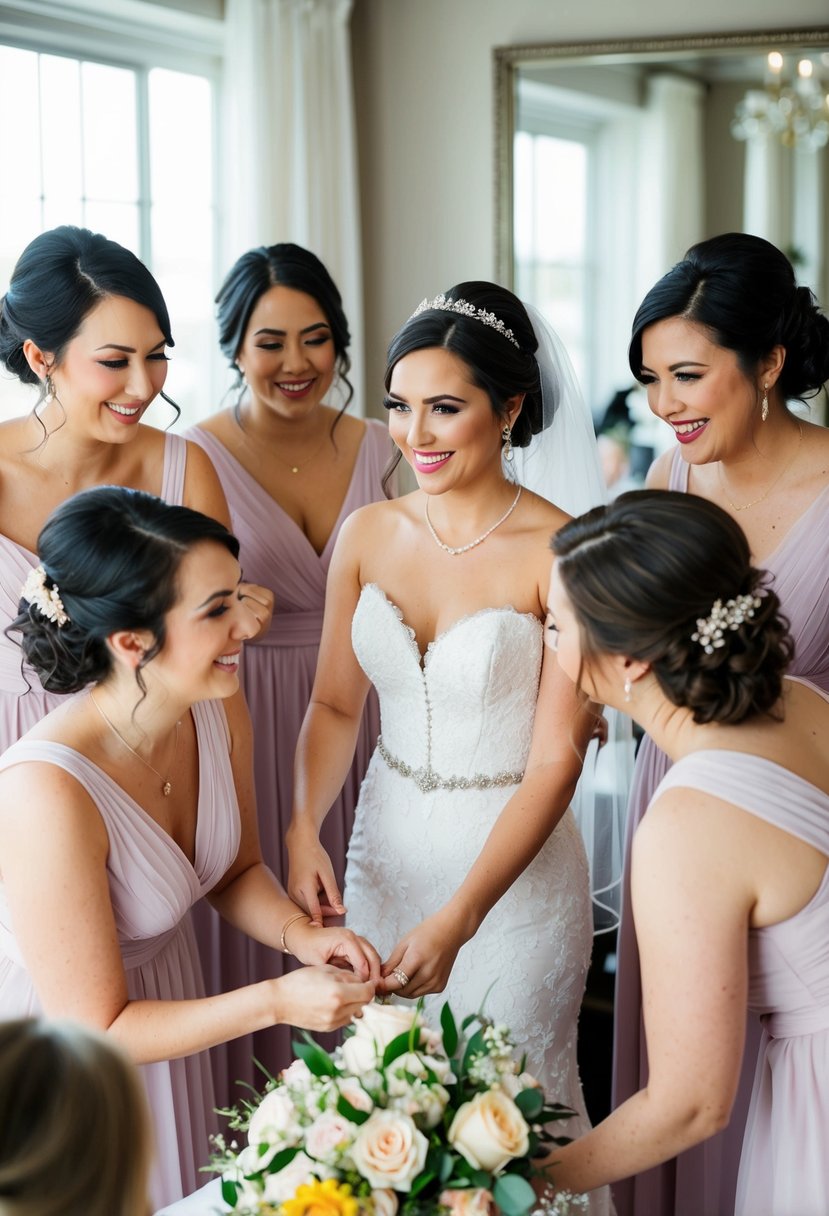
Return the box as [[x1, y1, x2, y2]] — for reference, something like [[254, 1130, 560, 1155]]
[[20, 565, 69, 627], [691, 593, 761, 655], [410, 294, 520, 348]]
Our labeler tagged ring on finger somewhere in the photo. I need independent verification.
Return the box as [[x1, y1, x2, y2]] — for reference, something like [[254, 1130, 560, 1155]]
[[392, 966, 410, 988]]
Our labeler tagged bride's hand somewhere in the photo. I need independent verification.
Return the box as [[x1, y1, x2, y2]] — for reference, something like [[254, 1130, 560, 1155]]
[[377, 910, 465, 998], [286, 826, 346, 926]]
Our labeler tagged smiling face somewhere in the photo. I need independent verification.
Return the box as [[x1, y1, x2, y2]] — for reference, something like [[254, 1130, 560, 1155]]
[[42, 295, 169, 439], [235, 285, 337, 419], [384, 346, 513, 489], [638, 316, 768, 464], [149, 540, 259, 703]]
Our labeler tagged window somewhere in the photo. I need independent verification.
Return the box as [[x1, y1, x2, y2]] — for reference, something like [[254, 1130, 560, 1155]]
[[0, 23, 219, 426]]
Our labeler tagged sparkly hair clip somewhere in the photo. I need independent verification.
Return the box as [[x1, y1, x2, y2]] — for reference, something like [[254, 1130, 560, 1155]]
[[20, 564, 70, 627], [410, 294, 520, 348], [691, 593, 761, 655]]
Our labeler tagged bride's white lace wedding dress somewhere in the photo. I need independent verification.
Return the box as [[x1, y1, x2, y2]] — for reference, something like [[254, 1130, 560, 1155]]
[[345, 583, 610, 1215]]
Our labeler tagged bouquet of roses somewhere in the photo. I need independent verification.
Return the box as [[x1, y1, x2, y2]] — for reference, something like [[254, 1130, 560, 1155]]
[[210, 1001, 588, 1216]]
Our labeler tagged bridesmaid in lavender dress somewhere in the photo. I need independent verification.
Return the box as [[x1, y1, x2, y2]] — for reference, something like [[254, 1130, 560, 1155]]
[[612, 234, 829, 1216], [187, 244, 389, 1100], [0, 226, 270, 750], [0, 488, 377, 1208], [541, 491, 829, 1216]]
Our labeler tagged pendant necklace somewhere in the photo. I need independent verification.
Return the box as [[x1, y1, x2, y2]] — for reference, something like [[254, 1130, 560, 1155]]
[[91, 693, 180, 797], [717, 425, 803, 512], [425, 485, 523, 555], [233, 403, 330, 474]]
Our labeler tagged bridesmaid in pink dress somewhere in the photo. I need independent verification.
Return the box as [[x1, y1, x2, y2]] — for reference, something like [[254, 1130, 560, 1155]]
[[187, 244, 390, 1100], [0, 226, 271, 750], [612, 233, 829, 1216], [541, 490, 829, 1216], [0, 487, 378, 1208]]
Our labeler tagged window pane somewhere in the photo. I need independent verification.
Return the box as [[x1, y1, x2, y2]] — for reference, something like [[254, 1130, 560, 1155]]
[[40, 54, 83, 203], [0, 47, 41, 200], [83, 202, 140, 252], [82, 62, 139, 202], [149, 69, 213, 202]]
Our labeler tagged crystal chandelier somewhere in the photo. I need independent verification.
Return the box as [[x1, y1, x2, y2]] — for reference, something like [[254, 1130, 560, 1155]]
[[731, 52, 829, 151]]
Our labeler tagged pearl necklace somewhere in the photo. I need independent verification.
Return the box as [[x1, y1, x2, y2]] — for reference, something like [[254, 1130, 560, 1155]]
[[717, 425, 803, 512], [425, 486, 522, 555], [91, 693, 180, 797]]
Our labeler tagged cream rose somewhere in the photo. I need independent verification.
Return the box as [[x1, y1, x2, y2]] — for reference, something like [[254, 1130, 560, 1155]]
[[371, 1188, 399, 1216], [439, 1188, 495, 1216], [448, 1090, 530, 1173], [342, 1002, 423, 1073], [351, 1109, 428, 1191], [498, 1070, 542, 1100], [247, 1088, 300, 1149], [304, 1111, 356, 1164]]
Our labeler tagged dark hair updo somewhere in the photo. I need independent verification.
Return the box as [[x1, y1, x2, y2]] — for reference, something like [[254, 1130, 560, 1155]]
[[0, 226, 175, 397], [385, 281, 544, 447], [552, 490, 794, 725], [11, 487, 239, 695], [216, 242, 353, 408], [628, 232, 829, 402]]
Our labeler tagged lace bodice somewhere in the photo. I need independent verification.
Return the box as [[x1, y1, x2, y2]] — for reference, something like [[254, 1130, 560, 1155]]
[[351, 583, 542, 781]]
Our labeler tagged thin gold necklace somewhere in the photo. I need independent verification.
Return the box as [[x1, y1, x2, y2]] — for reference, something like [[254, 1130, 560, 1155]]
[[233, 403, 330, 474], [91, 693, 180, 797], [718, 425, 803, 512]]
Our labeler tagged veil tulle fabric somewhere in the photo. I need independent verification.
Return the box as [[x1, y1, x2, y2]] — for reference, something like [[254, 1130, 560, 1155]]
[[512, 302, 632, 934]]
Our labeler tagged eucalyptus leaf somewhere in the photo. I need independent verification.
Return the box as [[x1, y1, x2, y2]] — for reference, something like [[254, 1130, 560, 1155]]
[[493, 1172, 537, 1216]]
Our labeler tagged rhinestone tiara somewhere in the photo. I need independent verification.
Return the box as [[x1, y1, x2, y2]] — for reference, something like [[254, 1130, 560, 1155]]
[[410, 294, 520, 348]]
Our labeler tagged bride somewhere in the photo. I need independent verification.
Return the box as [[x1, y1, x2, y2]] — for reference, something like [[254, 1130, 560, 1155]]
[[288, 282, 611, 1214]]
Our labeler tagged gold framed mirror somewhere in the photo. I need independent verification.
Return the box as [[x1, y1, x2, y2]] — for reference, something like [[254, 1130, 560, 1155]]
[[494, 29, 829, 429]]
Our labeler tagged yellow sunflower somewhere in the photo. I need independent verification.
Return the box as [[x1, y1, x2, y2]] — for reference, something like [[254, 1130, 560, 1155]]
[[282, 1177, 360, 1216]]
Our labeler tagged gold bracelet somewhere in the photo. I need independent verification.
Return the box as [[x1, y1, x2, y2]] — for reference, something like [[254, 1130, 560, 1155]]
[[280, 911, 310, 955]]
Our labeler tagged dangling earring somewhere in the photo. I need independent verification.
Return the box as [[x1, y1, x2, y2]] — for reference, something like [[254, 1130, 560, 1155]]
[[623, 674, 632, 703], [761, 383, 769, 423], [44, 374, 55, 405], [501, 423, 514, 463]]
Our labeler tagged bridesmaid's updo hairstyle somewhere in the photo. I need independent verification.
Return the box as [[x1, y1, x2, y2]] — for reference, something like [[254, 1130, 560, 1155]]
[[552, 490, 794, 725], [0, 1018, 151, 1216], [216, 242, 353, 407], [11, 487, 239, 696], [0, 225, 177, 415], [629, 232, 829, 402]]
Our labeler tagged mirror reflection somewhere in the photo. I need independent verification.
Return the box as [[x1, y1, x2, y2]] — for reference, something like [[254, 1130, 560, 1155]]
[[496, 32, 829, 471]]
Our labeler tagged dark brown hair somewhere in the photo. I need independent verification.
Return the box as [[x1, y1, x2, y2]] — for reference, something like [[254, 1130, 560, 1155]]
[[552, 490, 794, 725]]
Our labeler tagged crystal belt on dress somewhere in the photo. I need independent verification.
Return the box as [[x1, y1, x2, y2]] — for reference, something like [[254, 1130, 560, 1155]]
[[376, 735, 524, 793]]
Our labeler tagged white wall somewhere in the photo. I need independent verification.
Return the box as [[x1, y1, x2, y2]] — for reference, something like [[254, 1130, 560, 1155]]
[[351, 0, 829, 410]]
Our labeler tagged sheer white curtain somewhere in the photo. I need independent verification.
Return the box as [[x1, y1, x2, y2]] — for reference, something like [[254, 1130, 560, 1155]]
[[635, 73, 706, 299], [221, 0, 364, 411]]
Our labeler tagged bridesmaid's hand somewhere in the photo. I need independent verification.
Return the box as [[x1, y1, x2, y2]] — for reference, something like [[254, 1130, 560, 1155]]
[[272, 965, 375, 1032], [287, 827, 345, 926], [238, 582, 275, 640], [287, 920, 382, 985], [378, 909, 465, 998]]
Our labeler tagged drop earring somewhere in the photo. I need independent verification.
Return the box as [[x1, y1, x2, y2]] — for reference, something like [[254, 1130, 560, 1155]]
[[623, 674, 632, 703], [761, 383, 769, 423], [44, 374, 55, 405], [501, 423, 514, 463]]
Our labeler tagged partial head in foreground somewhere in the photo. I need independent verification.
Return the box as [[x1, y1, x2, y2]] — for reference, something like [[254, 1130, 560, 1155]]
[[0, 1017, 151, 1216], [549, 490, 793, 725]]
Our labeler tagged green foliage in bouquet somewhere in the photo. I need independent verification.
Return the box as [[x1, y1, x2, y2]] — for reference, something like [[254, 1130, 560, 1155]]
[[210, 1001, 586, 1216]]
